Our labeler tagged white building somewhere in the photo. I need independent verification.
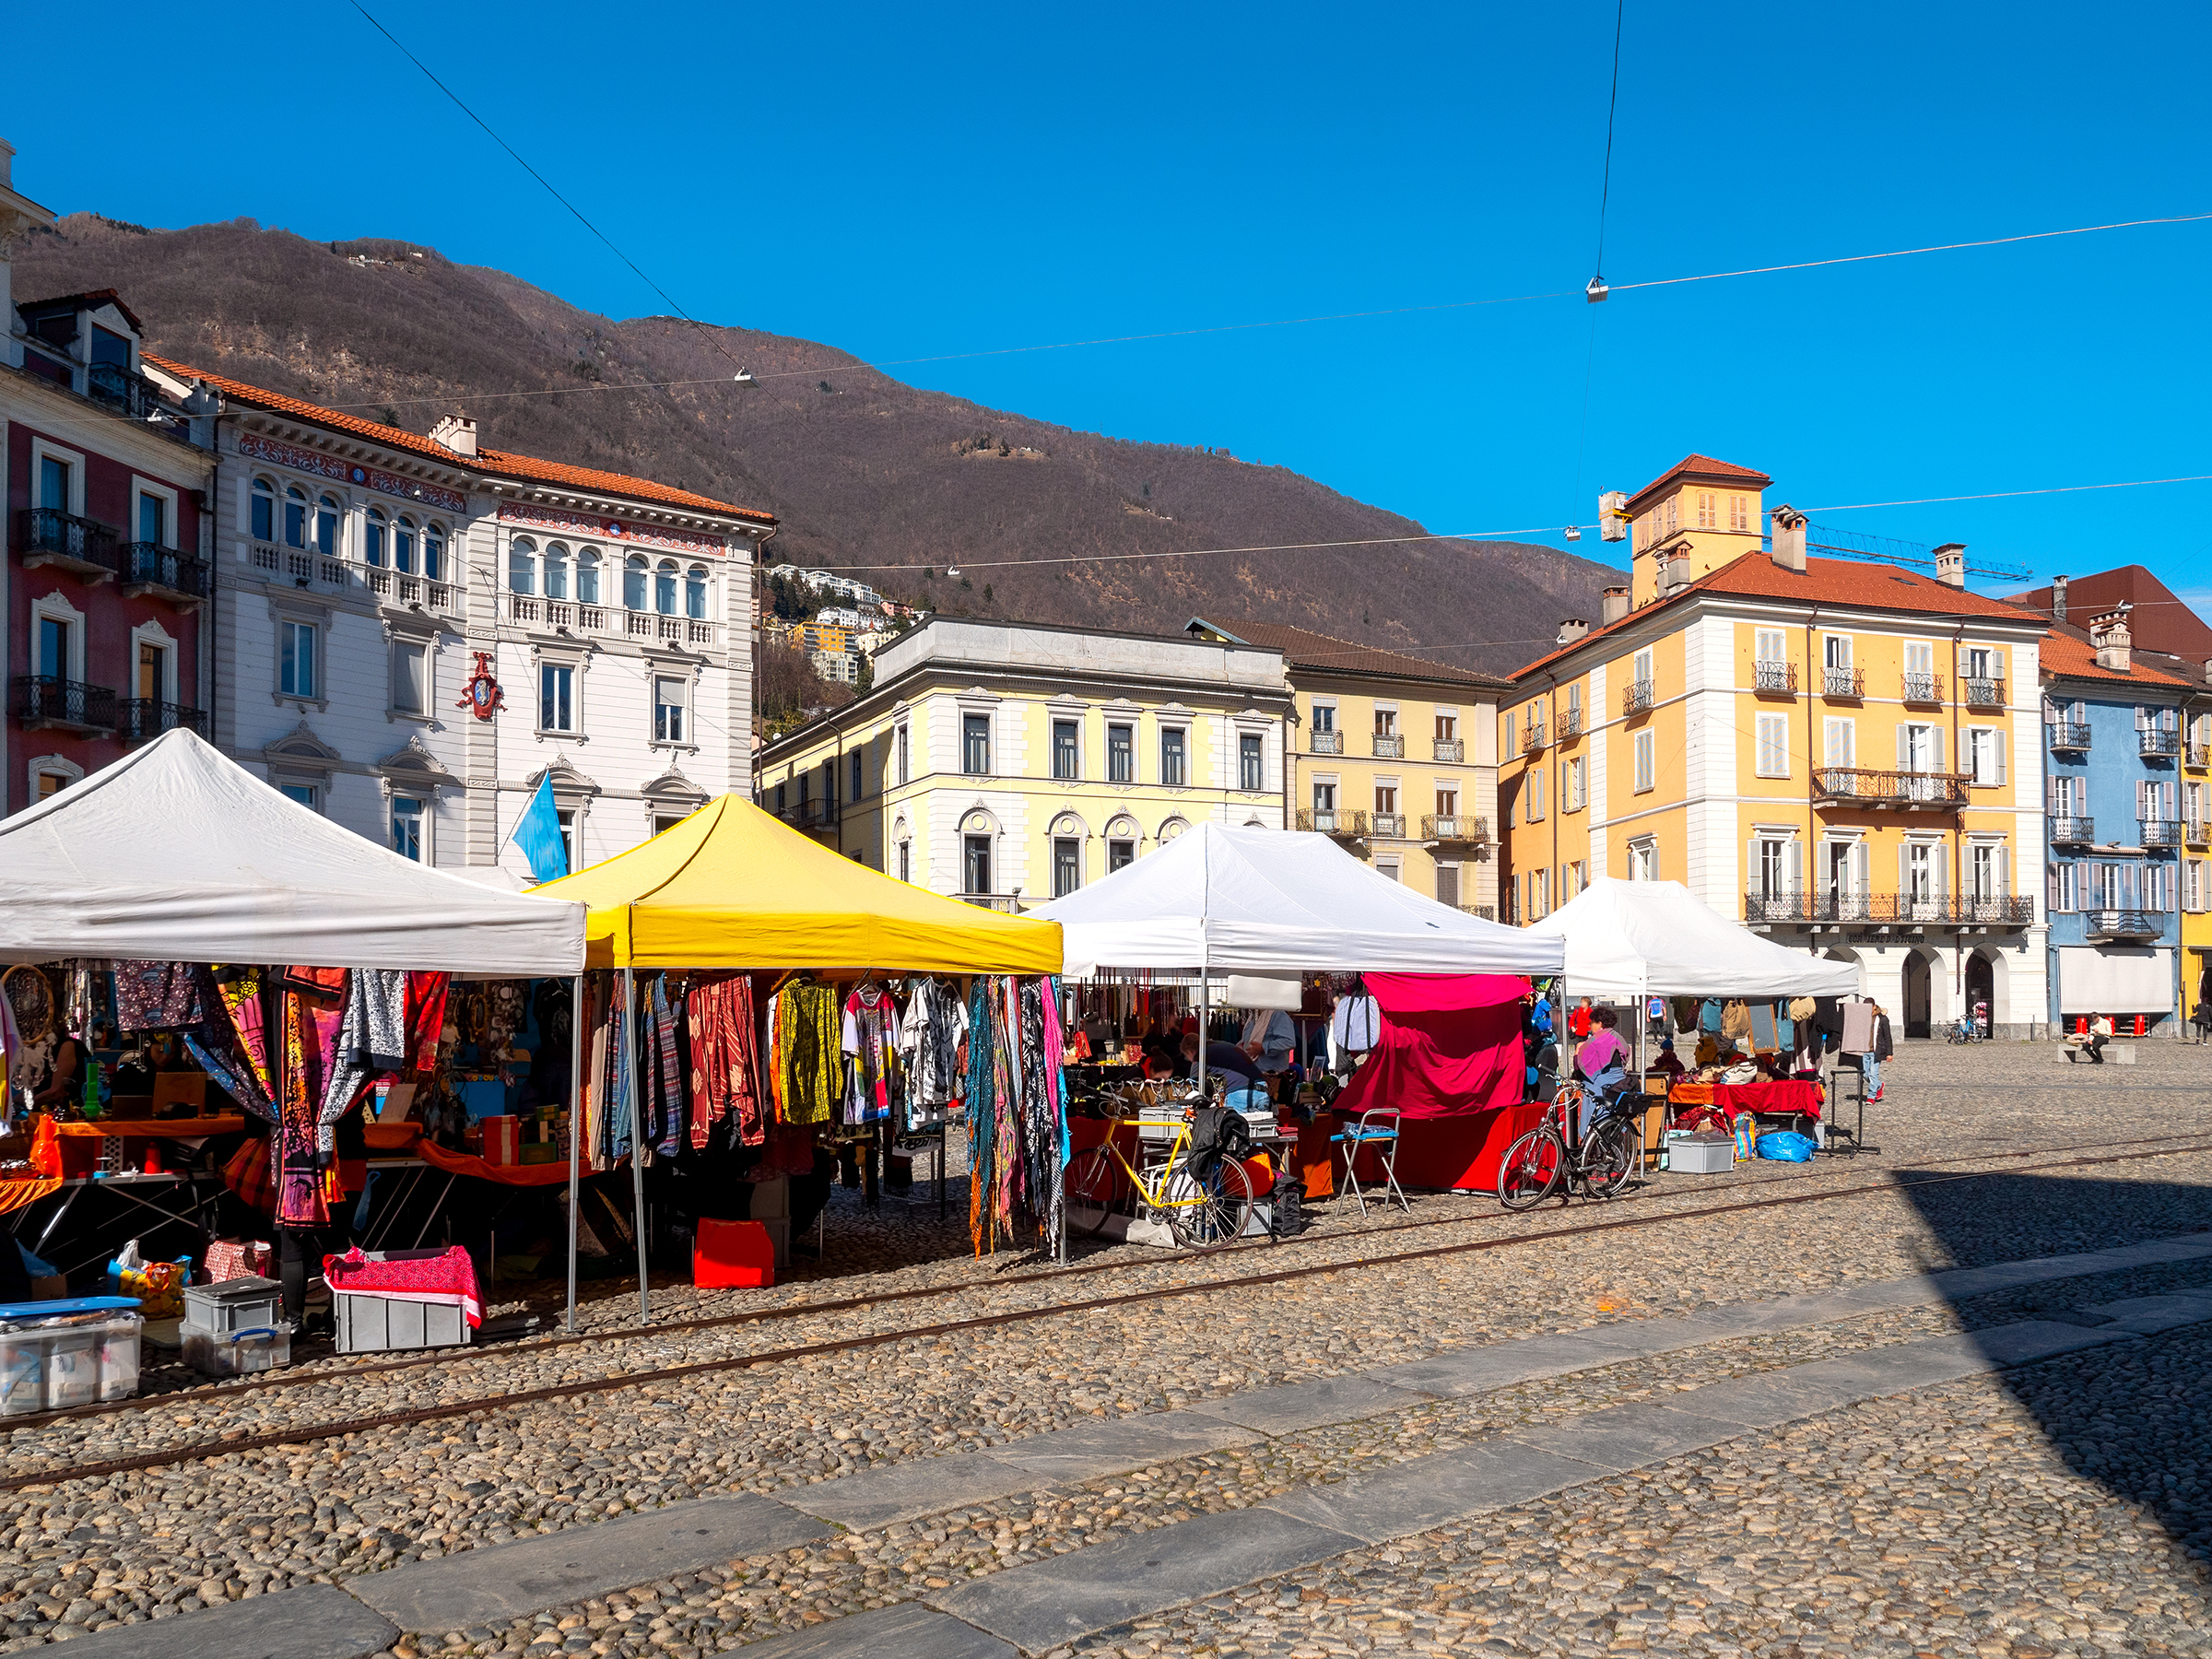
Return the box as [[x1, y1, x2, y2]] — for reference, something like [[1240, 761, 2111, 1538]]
[[174, 360, 771, 877], [808, 649, 859, 684]]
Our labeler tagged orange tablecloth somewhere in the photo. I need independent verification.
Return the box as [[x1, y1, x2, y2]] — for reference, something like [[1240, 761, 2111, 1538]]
[[416, 1136, 605, 1186], [364, 1122, 424, 1154], [52, 1116, 245, 1137], [0, 1119, 64, 1217], [1671, 1080, 1823, 1119]]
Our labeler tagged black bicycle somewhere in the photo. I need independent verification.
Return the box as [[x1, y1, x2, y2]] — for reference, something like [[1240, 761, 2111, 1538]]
[[1497, 1081, 1641, 1210]]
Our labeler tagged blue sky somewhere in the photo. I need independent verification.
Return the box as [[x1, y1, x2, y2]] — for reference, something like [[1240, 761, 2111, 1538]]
[[9, 1, 2209, 620]]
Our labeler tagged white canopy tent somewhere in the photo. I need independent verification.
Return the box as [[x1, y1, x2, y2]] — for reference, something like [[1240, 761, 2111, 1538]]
[[1527, 878, 1860, 1002], [0, 729, 584, 975], [1036, 822, 1565, 979]]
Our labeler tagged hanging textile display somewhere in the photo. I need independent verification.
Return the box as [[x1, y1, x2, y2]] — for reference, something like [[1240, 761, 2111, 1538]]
[[276, 982, 347, 1227], [897, 977, 961, 1130], [406, 972, 452, 1073], [112, 960, 209, 1032], [686, 971, 761, 1149], [637, 973, 688, 1159], [774, 980, 841, 1126], [957, 975, 1065, 1257], [841, 982, 901, 1126], [600, 971, 633, 1166]]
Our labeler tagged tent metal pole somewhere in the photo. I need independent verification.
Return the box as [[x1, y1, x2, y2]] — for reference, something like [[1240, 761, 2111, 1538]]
[[1553, 980, 1572, 1152], [565, 971, 583, 1335], [625, 963, 649, 1320]]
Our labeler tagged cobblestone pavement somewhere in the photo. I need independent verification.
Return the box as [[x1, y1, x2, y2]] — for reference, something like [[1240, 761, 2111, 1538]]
[[0, 1040, 2207, 1653]]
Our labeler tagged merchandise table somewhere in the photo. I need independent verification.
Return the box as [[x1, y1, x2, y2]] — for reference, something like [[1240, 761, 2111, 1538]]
[[1669, 1079, 1824, 1135]]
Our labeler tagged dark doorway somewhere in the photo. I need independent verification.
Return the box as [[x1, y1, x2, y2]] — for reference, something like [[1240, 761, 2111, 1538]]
[[1903, 951, 1933, 1038], [1965, 952, 1994, 1037]]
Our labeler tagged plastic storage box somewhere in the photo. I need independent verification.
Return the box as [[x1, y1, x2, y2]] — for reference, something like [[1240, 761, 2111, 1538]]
[[184, 1276, 282, 1335], [182, 1323, 290, 1375], [0, 1300, 146, 1413], [1668, 1135, 1736, 1174], [333, 1293, 469, 1354]]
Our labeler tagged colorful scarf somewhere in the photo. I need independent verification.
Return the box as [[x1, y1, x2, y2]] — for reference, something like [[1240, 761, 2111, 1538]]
[[686, 972, 761, 1148]]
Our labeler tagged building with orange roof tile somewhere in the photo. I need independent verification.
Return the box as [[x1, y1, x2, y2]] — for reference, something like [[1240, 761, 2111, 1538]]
[[1500, 455, 2052, 1039]]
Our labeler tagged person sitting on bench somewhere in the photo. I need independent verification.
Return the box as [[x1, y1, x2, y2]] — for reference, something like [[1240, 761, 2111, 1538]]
[[2083, 1011, 2113, 1065]]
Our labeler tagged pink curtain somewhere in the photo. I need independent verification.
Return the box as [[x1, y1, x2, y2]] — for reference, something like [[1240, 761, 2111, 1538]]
[[1330, 973, 1527, 1122]]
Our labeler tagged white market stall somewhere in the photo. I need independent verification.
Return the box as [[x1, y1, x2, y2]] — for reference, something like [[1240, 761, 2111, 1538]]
[[1525, 879, 1861, 1004]]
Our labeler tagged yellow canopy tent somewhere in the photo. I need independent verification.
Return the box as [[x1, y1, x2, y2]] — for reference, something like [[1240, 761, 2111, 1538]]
[[533, 794, 1062, 973]]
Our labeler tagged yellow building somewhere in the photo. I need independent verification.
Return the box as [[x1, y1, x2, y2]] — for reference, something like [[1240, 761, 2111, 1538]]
[[756, 617, 1290, 904], [1500, 453, 2053, 1037], [1183, 619, 1505, 916]]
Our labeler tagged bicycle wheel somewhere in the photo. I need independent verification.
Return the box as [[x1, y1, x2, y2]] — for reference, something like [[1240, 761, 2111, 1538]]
[[1497, 1125, 1565, 1211], [1581, 1121, 1637, 1200], [1170, 1154, 1256, 1251], [1061, 1146, 1127, 1240]]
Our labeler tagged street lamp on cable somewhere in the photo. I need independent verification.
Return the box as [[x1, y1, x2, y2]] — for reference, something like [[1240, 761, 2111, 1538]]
[[1585, 275, 1609, 303]]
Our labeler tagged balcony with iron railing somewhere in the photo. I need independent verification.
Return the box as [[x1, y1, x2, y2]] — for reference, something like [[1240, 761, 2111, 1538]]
[[2048, 722, 2092, 751], [1556, 707, 1583, 740], [2141, 818, 2183, 848], [1752, 659, 1796, 694], [1309, 728, 1344, 755], [2190, 742, 2211, 769], [1369, 811, 1407, 839], [1297, 807, 1367, 839], [12, 676, 116, 735], [1811, 767, 1971, 808], [18, 508, 122, 582], [1432, 737, 1465, 761], [959, 893, 1028, 912], [2050, 816, 2095, 844], [119, 699, 209, 744], [2086, 909, 2162, 941], [1622, 679, 1654, 715], [1744, 891, 2036, 926], [1900, 672, 1945, 704], [1458, 904, 1497, 921], [1371, 732, 1405, 759], [83, 362, 191, 433], [2140, 727, 2182, 759], [1821, 666, 1865, 700], [1963, 677, 2006, 709], [2188, 819, 2209, 849], [1422, 814, 1489, 844], [121, 542, 209, 606], [1520, 722, 1546, 754]]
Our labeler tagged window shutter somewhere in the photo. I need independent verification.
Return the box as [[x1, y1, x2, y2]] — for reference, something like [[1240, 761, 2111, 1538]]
[[1998, 844, 2010, 898], [2137, 779, 2148, 819], [1994, 729, 2007, 786], [1990, 650, 2004, 680], [1898, 841, 1910, 896], [1935, 847, 1949, 899], [1747, 837, 1758, 896], [2045, 772, 2056, 810], [2048, 860, 2061, 910], [1788, 839, 1804, 894], [1931, 729, 1945, 771], [1852, 841, 1868, 894], [1896, 724, 1909, 770]]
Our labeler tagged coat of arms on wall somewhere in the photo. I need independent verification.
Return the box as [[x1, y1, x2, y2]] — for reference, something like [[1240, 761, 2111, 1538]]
[[456, 652, 505, 721]]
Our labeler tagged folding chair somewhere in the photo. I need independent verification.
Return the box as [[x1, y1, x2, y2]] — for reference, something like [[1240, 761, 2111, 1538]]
[[1329, 1106, 1407, 1216]]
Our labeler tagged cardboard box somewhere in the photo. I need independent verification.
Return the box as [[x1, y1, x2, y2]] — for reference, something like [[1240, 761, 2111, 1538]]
[[481, 1116, 520, 1167]]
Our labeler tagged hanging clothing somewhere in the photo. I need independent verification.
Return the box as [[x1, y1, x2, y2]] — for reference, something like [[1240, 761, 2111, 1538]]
[[406, 972, 451, 1073], [686, 971, 761, 1149], [602, 971, 634, 1165], [841, 983, 901, 1126], [898, 978, 961, 1129], [113, 961, 208, 1032], [776, 982, 841, 1126], [276, 985, 346, 1228]]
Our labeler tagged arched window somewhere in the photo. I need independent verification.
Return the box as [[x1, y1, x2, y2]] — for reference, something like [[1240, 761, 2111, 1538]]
[[423, 523, 445, 582], [251, 477, 276, 543], [315, 495, 341, 557], [544, 542, 570, 601], [624, 555, 648, 611], [283, 486, 308, 548], [363, 507, 386, 568], [509, 538, 536, 594], [394, 516, 417, 574], [576, 547, 601, 606], [685, 564, 709, 620], [654, 559, 677, 616]]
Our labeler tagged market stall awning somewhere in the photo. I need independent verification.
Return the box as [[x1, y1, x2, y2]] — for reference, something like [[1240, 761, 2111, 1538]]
[[533, 794, 1063, 973], [0, 730, 584, 976], [1034, 822, 1563, 978], [1526, 878, 1861, 1000]]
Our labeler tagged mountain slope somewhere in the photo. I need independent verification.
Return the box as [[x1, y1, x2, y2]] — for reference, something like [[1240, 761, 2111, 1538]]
[[16, 215, 1619, 674]]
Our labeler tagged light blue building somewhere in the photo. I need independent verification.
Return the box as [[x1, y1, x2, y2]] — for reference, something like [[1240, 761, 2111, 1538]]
[[2041, 610, 2187, 1035]]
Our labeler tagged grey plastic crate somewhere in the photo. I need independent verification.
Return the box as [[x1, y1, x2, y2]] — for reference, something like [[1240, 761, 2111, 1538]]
[[184, 1277, 281, 1335], [334, 1292, 470, 1353]]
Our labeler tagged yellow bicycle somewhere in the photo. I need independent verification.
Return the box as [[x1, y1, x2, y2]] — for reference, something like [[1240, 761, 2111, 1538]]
[[1062, 1102, 1262, 1251]]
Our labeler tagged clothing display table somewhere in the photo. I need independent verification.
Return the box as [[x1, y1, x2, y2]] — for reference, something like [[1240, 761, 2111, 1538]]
[[48, 1117, 244, 1181], [1671, 1079, 1824, 1129]]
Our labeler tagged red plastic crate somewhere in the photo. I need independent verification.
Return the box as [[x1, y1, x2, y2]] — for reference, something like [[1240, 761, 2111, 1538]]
[[694, 1218, 775, 1288]]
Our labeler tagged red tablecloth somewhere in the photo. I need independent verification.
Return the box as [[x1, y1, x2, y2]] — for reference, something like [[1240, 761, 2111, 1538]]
[[1331, 1103, 1547, 1193], [1674, 1080, 1823, 1121]]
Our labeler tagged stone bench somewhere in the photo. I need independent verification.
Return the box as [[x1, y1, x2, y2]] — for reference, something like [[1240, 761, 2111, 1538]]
[[2055, 1041, 2136, 1065]]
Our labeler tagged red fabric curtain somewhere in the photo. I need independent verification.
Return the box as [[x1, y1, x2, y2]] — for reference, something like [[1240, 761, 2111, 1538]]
[[1330, 973, 1527, 1122]]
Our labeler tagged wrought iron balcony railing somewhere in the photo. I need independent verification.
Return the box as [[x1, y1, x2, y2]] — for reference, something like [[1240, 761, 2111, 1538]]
[[2085, 909, 2161, 940], [2047, 723, 2092, 751], [18, 508, 122, 579], [2140, 728, 2182, 759], [12, 676, 117, 735], [1557, 707, 1583, 739], [1520, 723, 1546, 754], [1963, 677, 2006, 708], [1297, 808, 1367, 837], [1458, 904, 1497, 921], [119, 699, 209, 743], [2187, 819, 2209, 848], [959, 893, 1027, 912], [2050, 816, 2095, 844], [1308, 728, 1343, 755], [1822, 666, 1865, 699], [1422, 814, 1490, 843], [1371, 733, 1405, 759], [1900, 672, 1945, 704], [2141, 818, 2183, 848], [1745, 891, 2036, 926], [1812, 767, 1971, 808], [121, 542, 210, 602], [1753, 659, 1796, 694], [1369, 811, 1407, 839], [2189, 742, 2211, 768], [1432, 737, 1465, 761], [1622, 679, 1654, 715]]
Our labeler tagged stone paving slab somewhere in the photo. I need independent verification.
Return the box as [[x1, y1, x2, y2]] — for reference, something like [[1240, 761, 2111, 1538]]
[[930, 1507, 1359, 1650], [2076, 1291, 2212, 1335], [56, 1584, 397, 1659], [1186, 1374, 1434, 1434], [1668, 1366, 1879, 1430], [1368, 1331, 1620, 1396], [714, 1602, 1016, 1658], [782, 1453, 1044, 1531], [1510, 1401, 1749, 1470], [987, 1409, 1263, 1482], [349, 1494, 829, 1633], [1263, 1440, 1603, 1545]]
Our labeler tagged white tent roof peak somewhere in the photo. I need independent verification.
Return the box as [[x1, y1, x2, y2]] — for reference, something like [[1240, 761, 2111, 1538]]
[[1035, 821, 1562, 978], [1527, 878, 1860, 999], [0, 728, 583, 974]]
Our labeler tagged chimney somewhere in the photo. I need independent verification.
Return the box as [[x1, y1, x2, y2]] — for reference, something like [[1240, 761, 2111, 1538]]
[[1556, 618, 1590, 647], [1932, 543, 1966, 589], [2090, 607, 2134, 674], [429, 414, 478, 457], [1601, 585, 1630, 626], [2051, 574, 2068, 622], [1768, 504, 1807, 573]]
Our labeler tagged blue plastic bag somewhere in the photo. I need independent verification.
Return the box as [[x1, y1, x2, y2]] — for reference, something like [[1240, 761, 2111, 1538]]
[[1756, 1131, 1816, 1162]]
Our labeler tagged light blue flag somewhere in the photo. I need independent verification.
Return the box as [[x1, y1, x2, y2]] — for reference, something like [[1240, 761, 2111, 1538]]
[[512, 773, 569, 883]]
